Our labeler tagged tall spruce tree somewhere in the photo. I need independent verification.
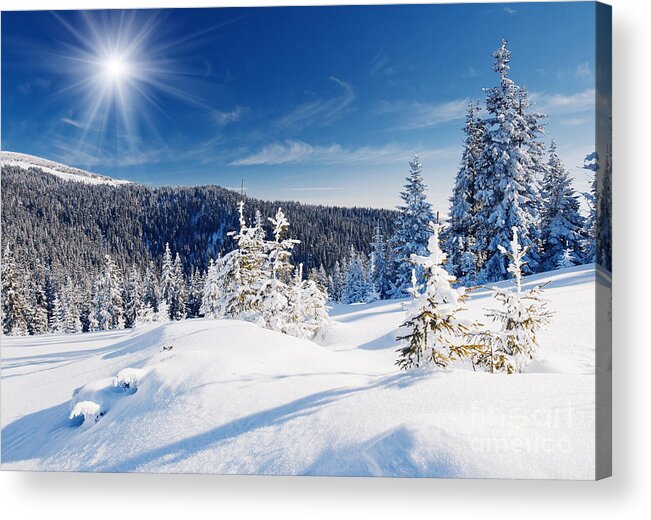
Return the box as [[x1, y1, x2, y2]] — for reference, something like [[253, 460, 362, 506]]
[[142, 260, 160, 315], [444, 101, 485, 285], [49, 292, 65, 334], [390, 154, 435, 297], [61, 278, 82, 334], [581, 151, 598, 264], [90, 254, 124, 331], [169, 253, 187, 320], [474, 39, 544, 283], [540, 141, 586, 270], [342, 248, 366, 304], [597, 140, 612, 271], [26, 270, 49, 336], [370, 224, 390, 299], [124, 267, 142, 328], [160, 243, 174, 319], [1, 245, 28, 336], [186, 267, 205, 318]]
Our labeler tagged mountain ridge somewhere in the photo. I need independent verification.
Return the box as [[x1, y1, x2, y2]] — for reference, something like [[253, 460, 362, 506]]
[[1, 151, 132, 187]]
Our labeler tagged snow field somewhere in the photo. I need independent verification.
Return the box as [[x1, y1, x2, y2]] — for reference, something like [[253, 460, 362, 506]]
[[1, 264, 601, 478]]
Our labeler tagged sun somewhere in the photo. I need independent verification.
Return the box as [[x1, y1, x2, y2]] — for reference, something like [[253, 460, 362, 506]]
[[51, 9, 219, 163], [102, 55, 129, 82]]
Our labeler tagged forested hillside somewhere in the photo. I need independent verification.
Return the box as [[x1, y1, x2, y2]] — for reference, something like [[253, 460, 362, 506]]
[[1, 164, 395, 285]]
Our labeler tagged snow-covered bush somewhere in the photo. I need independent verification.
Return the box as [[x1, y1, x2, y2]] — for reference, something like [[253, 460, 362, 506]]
[[112, 367, 146, 394], [396, 224, 471, 370], [69, 400, 103, 427]]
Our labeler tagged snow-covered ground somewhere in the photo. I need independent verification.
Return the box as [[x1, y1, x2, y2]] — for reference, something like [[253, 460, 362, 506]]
[[1, 264, 604, 478], [1, 151, 131, 186]]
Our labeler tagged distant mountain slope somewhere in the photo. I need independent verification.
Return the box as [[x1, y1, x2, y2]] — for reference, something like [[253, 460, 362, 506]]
[[1, 151, 132, 186], [1, 157, 396, 288]]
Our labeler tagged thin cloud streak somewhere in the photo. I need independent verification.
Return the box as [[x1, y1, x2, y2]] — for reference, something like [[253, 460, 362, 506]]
[[276, 77, 355, 131], [375, 98, 469, 130], [531, 88, 595, 116], [230, 139, 458, 167], [213, 106, 246, 127]]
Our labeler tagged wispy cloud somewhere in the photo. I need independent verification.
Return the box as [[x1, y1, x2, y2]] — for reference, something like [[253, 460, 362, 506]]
[[230, 139, 457, 167], [276, 77, 355, 131], [213, 106, 247, 127], [463, 66, 478, 79], [503, 7, 517, 15], [375, 98, 468, 130], [368, 50, 396, 76], [536, 62, 594, 82], [560, 117, 589, 127], [60, 117, 89, 129], [17, 77, 51, 95], [287, 187, 339, 192], [575, 61, 593, 80], [531, 88, 595, 116]]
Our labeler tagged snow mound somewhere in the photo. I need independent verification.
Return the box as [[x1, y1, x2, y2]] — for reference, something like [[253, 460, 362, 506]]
[[69, 401, 103, 427], [1, 151, 131, 186], [113, 368, 148, 394]]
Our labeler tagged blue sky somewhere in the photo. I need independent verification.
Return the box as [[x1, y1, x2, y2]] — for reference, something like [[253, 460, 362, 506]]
[[2, 3, 598, 210]]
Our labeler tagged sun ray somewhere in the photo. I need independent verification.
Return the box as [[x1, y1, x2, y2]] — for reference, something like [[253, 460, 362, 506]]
[[44, 9, 234, 166]]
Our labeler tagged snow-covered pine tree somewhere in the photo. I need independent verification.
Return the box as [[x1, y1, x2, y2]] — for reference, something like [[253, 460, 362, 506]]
[[200, 258, 222, 319], [444, 101, 485, 284], [365, 251, 380, 303], [259, 207, 299, 332], [1, 245, 28, 336], [142, 260, 160, 315], [581, 151, 598, 263], [123, 267, 142, 329], [284, 263, 329, 339], [597, 139, 612, 271], [474, 39, 544, 284], [557, 248, 576, 269], [330, 260, 344, 303], [217, 201, 270, 323], [61, 278, 82, 334], [308, 265, 329, 294], [160, 243, 174, 320], [370, 224, 390, 299], [49, 292, 65, 334], [390, 154, 435, 297], [342, 248, 367, 304], [472, 227, 553, 373], [267, 207, 299, 284], [297, 273, 330, 339], [90, 254, 124, 331], [26, 269, 49, 336], [186, 267, 205, 318], [156, 299, 170, 323], [169, 253, 187, 320], [44, 273, 57, 328], [540, 141, 586, 271], [396, 223, 470, 370]]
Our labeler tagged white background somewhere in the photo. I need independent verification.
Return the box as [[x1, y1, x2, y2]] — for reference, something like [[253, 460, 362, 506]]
[[1, 0, 648, 518]]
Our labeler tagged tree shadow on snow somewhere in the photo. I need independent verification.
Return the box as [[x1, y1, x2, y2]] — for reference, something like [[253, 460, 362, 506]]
[[1, 401, 73, 464], [83, 371, 432, 473]]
